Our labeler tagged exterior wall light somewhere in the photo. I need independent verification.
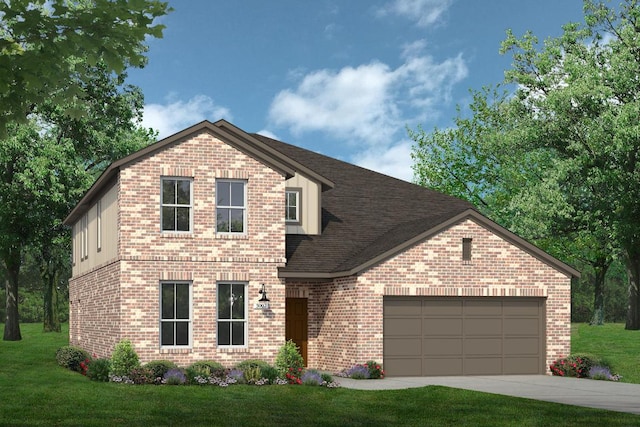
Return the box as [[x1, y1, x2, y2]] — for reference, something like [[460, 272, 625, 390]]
[[258, 283, 270, 302], [255, 283, 270, 310]]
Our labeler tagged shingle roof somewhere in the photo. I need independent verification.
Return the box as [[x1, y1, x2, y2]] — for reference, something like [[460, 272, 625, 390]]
[[252, 134, 479, 277]]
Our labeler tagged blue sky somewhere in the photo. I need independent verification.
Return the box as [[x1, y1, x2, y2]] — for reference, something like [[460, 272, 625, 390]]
[[127, 0, 586, 182]]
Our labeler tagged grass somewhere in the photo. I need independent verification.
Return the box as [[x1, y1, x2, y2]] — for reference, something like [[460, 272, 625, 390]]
[[572, 322, 640, 383], [1, 324, 639, 426]]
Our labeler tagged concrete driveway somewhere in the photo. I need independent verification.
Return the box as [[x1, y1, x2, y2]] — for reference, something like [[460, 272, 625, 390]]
[[336, 375, 640, 415]]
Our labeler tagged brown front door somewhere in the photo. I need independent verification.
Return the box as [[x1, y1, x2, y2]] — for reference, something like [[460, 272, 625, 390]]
[[285, 298, 308, 366]]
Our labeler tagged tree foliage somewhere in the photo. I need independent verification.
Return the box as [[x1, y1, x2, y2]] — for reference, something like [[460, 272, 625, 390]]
[[411, 0, 640, 327], [0, 0, 170, 136]]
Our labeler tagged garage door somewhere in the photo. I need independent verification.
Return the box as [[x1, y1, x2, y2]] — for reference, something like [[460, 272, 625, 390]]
[[383, 297, 545, 376]]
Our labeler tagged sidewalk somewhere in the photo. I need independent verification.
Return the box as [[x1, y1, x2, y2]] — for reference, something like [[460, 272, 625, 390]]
[[336, 375, 640, 415]]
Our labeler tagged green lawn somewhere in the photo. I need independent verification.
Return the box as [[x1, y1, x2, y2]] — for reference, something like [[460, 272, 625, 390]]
[[572, 322, 640, 383], [1, 324, 639, 426]]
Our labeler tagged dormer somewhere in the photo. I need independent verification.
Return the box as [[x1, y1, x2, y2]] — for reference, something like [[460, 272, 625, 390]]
[[285, 172, 322, 235]]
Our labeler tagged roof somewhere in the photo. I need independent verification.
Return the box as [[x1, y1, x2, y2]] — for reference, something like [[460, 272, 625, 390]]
[[252, 134, 580, 279], [64, 119, 580, 279]]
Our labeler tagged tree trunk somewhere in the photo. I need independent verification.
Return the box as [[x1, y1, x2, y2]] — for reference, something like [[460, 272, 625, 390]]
[[625, 249, 640, 330], [3, 246, 22, 341], [590, 260, 610, 326], [42, 263, 60, 333]]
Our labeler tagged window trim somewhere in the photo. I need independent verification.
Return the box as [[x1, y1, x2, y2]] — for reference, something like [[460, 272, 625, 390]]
[[285, 187, 302, 225], [160, 177, 193, 233], [96, 199, 102, 252], [159, 281, 192, 348], [216, 282, 248, 348], [81, 213, 88, 261], [215, 179, 247, 235], [462, 237, 473, 264]]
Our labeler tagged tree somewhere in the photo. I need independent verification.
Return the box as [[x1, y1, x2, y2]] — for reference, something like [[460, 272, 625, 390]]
[[0, 0, 170, 136], [412, 0, 640, 327]]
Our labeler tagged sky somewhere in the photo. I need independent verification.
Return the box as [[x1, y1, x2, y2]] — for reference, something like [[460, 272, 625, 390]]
[[127, 0, 587, 182]]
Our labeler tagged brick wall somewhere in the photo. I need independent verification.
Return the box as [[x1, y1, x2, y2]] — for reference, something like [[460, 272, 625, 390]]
[[359, 218, 571, 373], [70, 130, 288, 366], [287, 218, 571, 373]]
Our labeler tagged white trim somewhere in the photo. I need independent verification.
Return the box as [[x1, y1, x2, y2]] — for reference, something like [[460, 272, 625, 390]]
[[160, 177, 194, 233], [215, 179, 248, 235]]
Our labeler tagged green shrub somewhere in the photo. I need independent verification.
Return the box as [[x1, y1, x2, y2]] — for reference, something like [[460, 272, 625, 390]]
[[260, 365, 280, 384], [144, 360, 177, 380], [275, 340, 304, 378], [109, 340, 140, 377], [186, 361, 225, 383], [234, 359, 271, 372], [365, 360, 385, 379], [86, 358, 111, 382], [243, 366, 262, 383], [128, 367, 154, 385], [55, 346, 91, 372], [321, 372, 333, 383], [549, 354, 598, 378]]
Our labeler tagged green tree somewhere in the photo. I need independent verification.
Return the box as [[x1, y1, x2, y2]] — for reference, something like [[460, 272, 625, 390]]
[[0, 0, 168, 341], [411, 0, 640, 327], [0, 0, 170, 136]]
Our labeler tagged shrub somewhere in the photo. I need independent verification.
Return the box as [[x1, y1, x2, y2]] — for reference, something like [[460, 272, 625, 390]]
[[301, 369, 323, 386], [260, 365, 280, 384], [128, 367, 154, 385], [109, 340, 140, 377], [321, 372, 333, 383], [186, 360, 225, 383], [275, 340, 304, 378], [144, 360, 177, 381], [589, 365, 621, 381], [163, 368, 187, 385], [87, 358, 111, 382], [55, 346, 91, 372], [243, 366, 263, 383], [234, 359, 271, 372], [227, 369, 245, 384], [549, 354, 597, 378], [346, 364, 370, 379], [365, 361, 385, 379]]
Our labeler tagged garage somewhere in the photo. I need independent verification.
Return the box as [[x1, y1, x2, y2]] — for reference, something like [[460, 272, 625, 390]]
[[383, 297, 545, 376]]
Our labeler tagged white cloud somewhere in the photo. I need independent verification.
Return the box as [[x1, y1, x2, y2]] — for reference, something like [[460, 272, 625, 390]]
[[256, 129, 279, 140], [142, 94, 233, 139], [377, 0, 453, 27], [355, 140, 415, 182], [267, 48, 467, 181]]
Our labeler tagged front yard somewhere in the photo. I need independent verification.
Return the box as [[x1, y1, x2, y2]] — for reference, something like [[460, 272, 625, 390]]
[[0, 323, 638, 426]]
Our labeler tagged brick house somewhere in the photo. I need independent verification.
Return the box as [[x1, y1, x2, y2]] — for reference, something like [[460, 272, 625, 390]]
[[64, 119, 578, 376]]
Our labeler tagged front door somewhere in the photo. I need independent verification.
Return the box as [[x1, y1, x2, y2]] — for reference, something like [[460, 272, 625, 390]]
[[285, 298, 308, 366]]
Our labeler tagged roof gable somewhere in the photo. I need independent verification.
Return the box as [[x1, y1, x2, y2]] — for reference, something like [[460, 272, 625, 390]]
[[63, 120, 333, 225]]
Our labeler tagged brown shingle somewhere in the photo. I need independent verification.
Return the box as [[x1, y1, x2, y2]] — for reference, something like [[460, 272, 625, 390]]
[[252, 134, 476, 276]]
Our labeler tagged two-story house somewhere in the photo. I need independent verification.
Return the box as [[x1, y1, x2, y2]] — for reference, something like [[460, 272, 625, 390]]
[[63, 120, 578, 376]]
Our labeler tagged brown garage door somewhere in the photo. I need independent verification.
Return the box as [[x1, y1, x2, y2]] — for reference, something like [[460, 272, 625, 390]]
[[383, 297, 545, 376]]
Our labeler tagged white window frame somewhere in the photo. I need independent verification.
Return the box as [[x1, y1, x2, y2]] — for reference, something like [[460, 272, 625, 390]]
[[215, 180, 247, 234], [216, 282, 248, 348], [285, 188, 301, 224], [159, 281, 192, 348], [161, 177, 193, 233]]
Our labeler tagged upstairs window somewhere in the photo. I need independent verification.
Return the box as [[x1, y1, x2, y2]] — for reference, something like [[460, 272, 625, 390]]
[[216, 180, 246, 233], [285, 189, 300, 224], [161, 178, 192, 232]]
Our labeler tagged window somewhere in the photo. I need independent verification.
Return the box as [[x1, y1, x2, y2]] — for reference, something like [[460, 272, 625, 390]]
[[161, 178, 192, 232], [285, 189, 301, 223], [160, 282, 191, 347], [217, 283, 247, 347], [81, 213, 88, 260], [96, 199, 102, 252], [216, 180, 246, 233], [462, 238, 473, 263]]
